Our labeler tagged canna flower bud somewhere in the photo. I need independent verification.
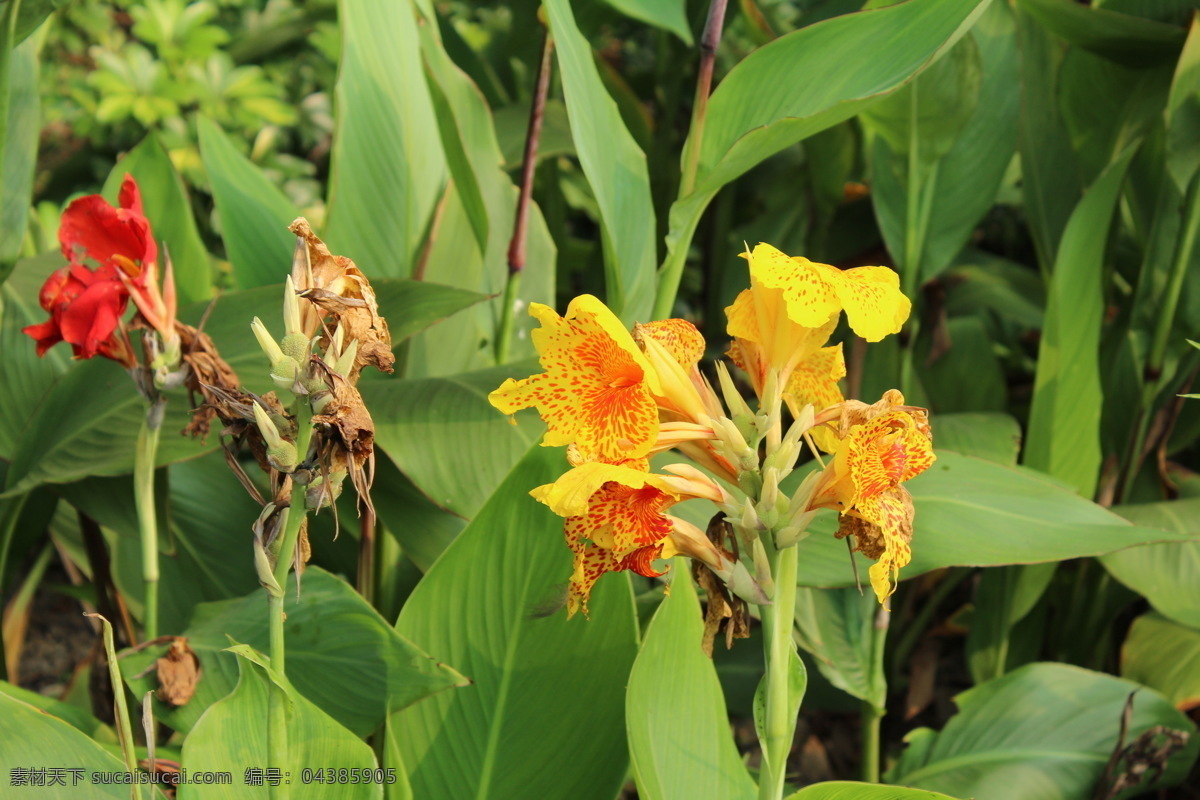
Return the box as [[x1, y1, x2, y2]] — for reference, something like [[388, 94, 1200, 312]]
[[253, 402, 298, 473]]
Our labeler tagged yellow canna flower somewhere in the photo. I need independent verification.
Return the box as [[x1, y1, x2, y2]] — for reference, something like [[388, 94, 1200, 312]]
[[725, 244, 910, 450], [744, 243, 910, 343], [489, 295, 662, 461], [807, 399, 935, 603]]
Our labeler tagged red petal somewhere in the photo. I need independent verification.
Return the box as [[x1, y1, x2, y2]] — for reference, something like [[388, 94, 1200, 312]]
[[57, 279, 129, 357], [59, 191, 157, 273], [117, 174, 144, 216], [37, 267, 75, 311], [23, 319, 64, 357]]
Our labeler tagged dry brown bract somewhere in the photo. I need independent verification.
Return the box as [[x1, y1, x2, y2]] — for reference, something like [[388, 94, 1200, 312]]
[[289, 217, 394, 380], [177, 321, 241, 441]]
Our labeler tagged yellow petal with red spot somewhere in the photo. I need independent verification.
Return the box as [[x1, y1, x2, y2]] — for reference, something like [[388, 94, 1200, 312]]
[[530, 461, 675, 518], [488, 295, 661, 460], [784, 344, 846, 453], [746, 243, 840, 328], [808, 260, 910, 342], [636, 319, 706, 372], [565, 538, 665, 618], [854, 488, 914, 602]]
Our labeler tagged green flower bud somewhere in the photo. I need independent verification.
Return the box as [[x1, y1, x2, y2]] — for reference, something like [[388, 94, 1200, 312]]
[[267, 441, 299, 473], [280, 332, 310, 362]]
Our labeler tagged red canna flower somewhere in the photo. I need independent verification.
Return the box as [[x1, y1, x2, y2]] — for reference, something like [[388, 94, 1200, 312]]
[[23, 175, 162, 365]]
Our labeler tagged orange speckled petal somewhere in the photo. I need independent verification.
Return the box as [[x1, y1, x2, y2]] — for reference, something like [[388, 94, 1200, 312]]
[[821, 264, 910, 342], [749, 245, 839, 328], [530, 461, 676, 518], [863, 489, 914, 603], [488, 295, 661, 460], [785, 344, 846, 453], [637, 319, 706, 372], [899, 423, 937, 482]]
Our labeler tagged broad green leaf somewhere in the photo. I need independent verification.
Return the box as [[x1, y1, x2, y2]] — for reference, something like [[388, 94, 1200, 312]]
[[626, 562, 756, 800], [1015, 6, 1081, 270], [786, 783, 962, 800], [383, 714, 415, 800], [372, 278, 489, 345], [1024, 148, 1136, 497], [866, 1, 1018, 281], [930, 413, 1021, 464], [323, 0, 446, 277], [1166, 16, 1200, 190], [0, 680, 115, 742], [793, 586, 884, 708], [1101, 498, 1200, 628], [102, 133, 212, 303], [494, 99, 575, 167], [394, 445, 639, 800], [179, 648, 381, 800], [122, 568, 466, 737], [787, 451, 1197, 588], [0, 30, 38, 272], [602, 0, 692, 44], [364, 360, 543, 520], [657, 0, 989, 317], [887, 663, 1198, 797], [0, 252, 69, 459], [405, 13, 556, 376], [2, 0, 68, 45], [370, 455, 464, 572], [544, 0, 656, 324], [0, 691, 166, 799], [197, 115, 298, 289], [1016, 0, 1186, 67], [942, 251, 1045, 330], [57, 451, 260, 635], [1121, 612, 1200, 709]]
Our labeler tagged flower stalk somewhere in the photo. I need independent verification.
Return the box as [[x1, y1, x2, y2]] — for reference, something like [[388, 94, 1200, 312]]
[[757, 543, 798, 800], [497, 28, 554, 365], [134, 399, 165, 639], [268, 401, 314, 677]]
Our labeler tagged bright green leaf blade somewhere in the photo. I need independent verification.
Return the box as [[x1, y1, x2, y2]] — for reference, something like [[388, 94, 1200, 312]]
[[323, 0, 446, 277], [887, 663, 1198, 797], [1101, 498, 1200, 628], [1121, 612, 1200, 710], [545, 0, 656, 323], [602, 0, 692, 44], [364, 360, 543, 520], [370, 455, 464, 573], [394, 445, 639, 800], [0, 691, 165, 798], [179, 648, 381, 800], [0, 30, 38, 272], [405, 15, 557, 376], [372, 279, 488, 345], [122, 568, 466, 738], [793, 586, 883, 708], [0, 680, 115, 742], [0, 252, 70, 459], [383, 713, 415, 800], [102, 133, 212, 304], [197, 115, 297, 289], [1023, 148, 1136, 497], [965, 563, 1056, 684], [788, 451, 1197, 588], [929, 413, 1021, 464], [786, 783, 962, 800], [868, 1, 1019, 281], [627, 562, 756, 800], [4, 0, 68, 44], [1166, 17, 1200, 189], [1016, 0, 1186, 67]]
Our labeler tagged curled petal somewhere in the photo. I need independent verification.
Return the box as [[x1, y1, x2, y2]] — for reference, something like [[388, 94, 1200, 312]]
[[634, 318, 706, 372], [531, 461, 676, 518], [59, 175, 157, 274], [784, 344, 846, 453]]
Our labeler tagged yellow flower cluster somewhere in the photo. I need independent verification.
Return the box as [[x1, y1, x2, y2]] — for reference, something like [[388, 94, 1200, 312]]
[[489, 243, 934, 612]]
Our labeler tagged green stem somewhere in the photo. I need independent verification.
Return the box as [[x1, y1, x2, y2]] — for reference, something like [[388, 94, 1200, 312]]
[[861, 605, 889, 783], [757, 544, 798, 800], [1120, 171, 1200, 500], [268, 403, 315, 675], [135, 401, 164, 640]]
